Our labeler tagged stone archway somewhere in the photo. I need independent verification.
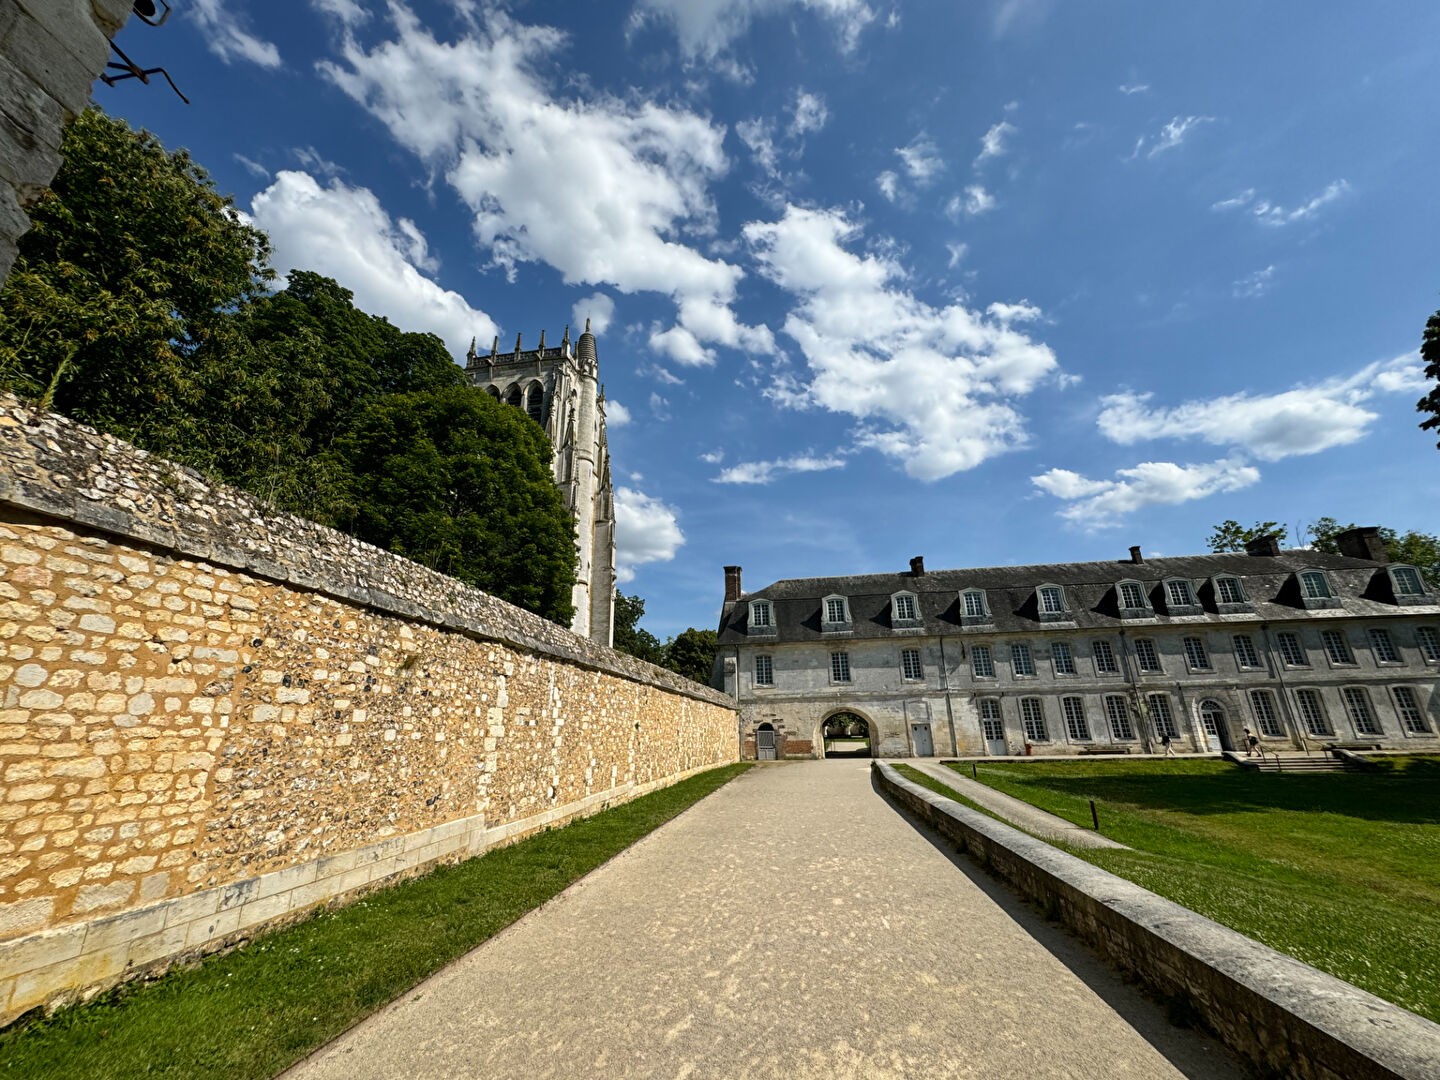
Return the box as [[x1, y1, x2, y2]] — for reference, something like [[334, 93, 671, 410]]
[[820, 710, 874, 758]]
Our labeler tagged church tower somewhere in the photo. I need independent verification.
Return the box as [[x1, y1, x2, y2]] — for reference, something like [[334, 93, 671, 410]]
[[465, 322, 616, 647]]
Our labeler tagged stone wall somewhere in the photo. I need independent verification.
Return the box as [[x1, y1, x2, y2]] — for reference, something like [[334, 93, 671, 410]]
[[876, 763, 1440, 1080], [0, 0, 134, 281], [0, 395, 737, 1024]]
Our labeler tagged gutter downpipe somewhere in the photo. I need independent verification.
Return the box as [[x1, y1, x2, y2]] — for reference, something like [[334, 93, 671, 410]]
[[1259, 622, 1308, 755], [1117, 629, 1153, 753], [939, 636, 959, 756]]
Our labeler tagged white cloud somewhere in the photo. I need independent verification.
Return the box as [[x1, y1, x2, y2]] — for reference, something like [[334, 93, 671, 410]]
[[1233, 265, 1276, 299], [614, 487, 685, 583], [743, 204, 1059, 480], [1033, 459, 1261, 527], [648, 392, 671, 420], [1212, 181, 1350, 227], [896, 134, 944, 185], [190, 0, 281, 68], [993, 0, 1053, 36], [700, 449, 725, 464], [713, 453, 846, 484], [1130, 115, 1213, 159], [975, 120, 1017, 165], [876, 170, 900, 202], [605, 400, 632, 427], [946, 242, 968, 269], [310, 0, 368, 27], [573, 293, 615, 335], [320, 7, 769, 366], [631, 0, 876, 60], [737, 118, 780, 177], [233, 154, 269, 180], [946, 185, 995, 218], [249, 171, 498, 359], [1094, 354, 1424, 461], [789, 90, 829, 138], [1118, 83, 1150, 95]]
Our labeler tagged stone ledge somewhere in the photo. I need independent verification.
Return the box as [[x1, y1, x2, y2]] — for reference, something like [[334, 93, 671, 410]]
[[874, 762, 1440, 1080], [0, 760, 728, 1026]]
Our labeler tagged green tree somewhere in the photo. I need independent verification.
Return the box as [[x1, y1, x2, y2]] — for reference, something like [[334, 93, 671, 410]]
[[1205, 520, 1289, 552], [1419, 307, 1440, 448], [662, 628, 718, 685], [612, 592, 664, 665], [0, 108, 271, 439], [1308, 518, 1440, 587], [328, 386, 577, 624]]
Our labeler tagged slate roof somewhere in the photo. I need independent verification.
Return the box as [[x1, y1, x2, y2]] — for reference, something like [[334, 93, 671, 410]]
[[717, 551, 1439, 645]]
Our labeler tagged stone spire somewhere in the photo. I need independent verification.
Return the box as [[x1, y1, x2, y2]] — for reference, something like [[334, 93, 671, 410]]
[[577, 317, 597, 369]]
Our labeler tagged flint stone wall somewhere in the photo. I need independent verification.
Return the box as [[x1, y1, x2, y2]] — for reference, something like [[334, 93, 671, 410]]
[[0, 0, 134, 281], [876, 763, 1440, 1080], [0, 395, 737, 1025]]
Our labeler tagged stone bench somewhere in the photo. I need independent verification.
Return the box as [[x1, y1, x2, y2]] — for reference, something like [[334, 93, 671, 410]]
[[1078, 745, 1132, 755]]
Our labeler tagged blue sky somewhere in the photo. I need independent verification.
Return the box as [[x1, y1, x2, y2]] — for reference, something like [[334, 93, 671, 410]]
[[104, 1, 1439, 637]]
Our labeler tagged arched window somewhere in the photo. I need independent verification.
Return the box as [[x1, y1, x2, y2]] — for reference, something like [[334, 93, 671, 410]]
[[485, 385, 500, 399], [505, 384, 523, 409], [525, 382, 544, 423]]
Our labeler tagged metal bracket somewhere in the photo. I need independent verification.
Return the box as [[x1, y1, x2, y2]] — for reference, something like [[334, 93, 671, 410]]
[[100, 40, 189, 104]]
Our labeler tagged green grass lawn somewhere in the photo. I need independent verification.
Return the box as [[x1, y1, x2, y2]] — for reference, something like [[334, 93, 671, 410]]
[[0, 763, 751, 1080], [933, 756, 1440, 1022]]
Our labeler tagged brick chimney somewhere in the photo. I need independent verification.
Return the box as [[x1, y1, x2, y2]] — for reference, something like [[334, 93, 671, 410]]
[[1244, 534, 1282, 557], [910, 556, 925, 576], [1128, 545, 1143, 564], [724, 565, 743, 603], [1334, 527, 1389, 563]]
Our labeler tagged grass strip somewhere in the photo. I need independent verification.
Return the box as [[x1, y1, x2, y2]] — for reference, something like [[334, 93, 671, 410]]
[[0, 763, 751, 1080], [945, 758, 1440, 1022]]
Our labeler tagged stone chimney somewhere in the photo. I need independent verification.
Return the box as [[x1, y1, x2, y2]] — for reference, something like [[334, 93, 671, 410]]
[[1334, 527, 1389, 563], [1244, 534, 1282, 557], [910, 556, 925, 576], [724, 565, 743, 603], [1128, 545, 1143, 564]]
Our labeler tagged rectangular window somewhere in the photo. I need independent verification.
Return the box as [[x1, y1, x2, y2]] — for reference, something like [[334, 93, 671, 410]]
[[1301, 571, 1332, 599], [971, 644, 994, 678], [963, 590, 987, 618], [894, 594, 917, 621], [1104, 695, 1135, 740], [1321, 629, 1354, 665], [1393, 686, 1429, 733], [754, 655, 774, 686], [1276, 631, 1308, 666], [830, 651, 851, 683], [1419, 626, 1440, 663], [1182, 636, 1210, 671], [1295, 689, 1332, 736], [1020, 698, 1049, 741], [979, 699, 1004, 742], [1011, 642, 1035, 677], [1250, 689, 1284, 737], [1392, 567, 1425, 596], [1166, 580, 1196, 607], [826, 598, 848, 624], [750, 601, 771, 628], [1134, 638, 1162, 673], [1039, 586, 1065, 614], [901, 648, 923, 681], [1051, 641, 1076, 675], [1216, 577, 1246, 604], [1232, 634, 1260, 669], [1061, 697, 1090, 741], [1343, 687, 1381, 735], [1369, 628, 1401, 664], [1149, 694, 1179, 739], [1092, 639, 1119, 674], [1118, 582, 1146, 609]]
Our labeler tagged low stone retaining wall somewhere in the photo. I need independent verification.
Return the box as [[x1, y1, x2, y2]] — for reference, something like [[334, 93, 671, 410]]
[[875, 762, 1440, 1080]]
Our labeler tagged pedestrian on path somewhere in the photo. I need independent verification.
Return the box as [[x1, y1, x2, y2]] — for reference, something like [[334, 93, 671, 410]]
[[1244, 728, 1260, 757], [1161, 732, 1175, 758]]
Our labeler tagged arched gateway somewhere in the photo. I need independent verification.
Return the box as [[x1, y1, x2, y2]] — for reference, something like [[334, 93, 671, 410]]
[[820, 710, 874, 758]]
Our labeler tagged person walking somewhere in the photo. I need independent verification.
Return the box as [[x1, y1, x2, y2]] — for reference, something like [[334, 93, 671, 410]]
[[1244, 727, 1260, 757], [1160, 732, 1175, 758]]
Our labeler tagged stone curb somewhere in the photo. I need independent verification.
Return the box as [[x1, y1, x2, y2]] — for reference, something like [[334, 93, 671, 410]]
[[875, 762, 1440, 1080]]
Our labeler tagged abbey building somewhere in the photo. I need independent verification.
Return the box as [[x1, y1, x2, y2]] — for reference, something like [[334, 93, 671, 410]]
[[714, 531, 1439, 759], [466, 322, 616, 646]]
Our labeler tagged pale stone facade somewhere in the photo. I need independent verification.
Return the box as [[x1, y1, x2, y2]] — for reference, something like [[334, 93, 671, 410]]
[[716, 546, 1440, 760], [0, 396, 735, 1024], [466, 323, 616, 646]]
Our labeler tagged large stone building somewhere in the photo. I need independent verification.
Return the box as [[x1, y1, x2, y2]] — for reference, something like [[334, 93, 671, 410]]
[[714, 531, 1440, 759], [466, 322, 616, 645]]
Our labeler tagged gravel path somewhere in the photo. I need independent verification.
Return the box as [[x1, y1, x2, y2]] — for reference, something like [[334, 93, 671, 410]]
[[284, 760, 1241, 1080]]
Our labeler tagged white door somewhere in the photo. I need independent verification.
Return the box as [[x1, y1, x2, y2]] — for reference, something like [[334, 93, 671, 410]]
[[1199, 702, 1224, 752], [910, 722, 934, 757], [981, 715, 1007, 757]]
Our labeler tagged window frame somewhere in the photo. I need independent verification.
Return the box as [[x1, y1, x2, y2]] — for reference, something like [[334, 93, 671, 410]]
[[1036, 583, 1070, 622], [1297, 569, 1342, 610], [1104, 695, 1135, 741], [960, 588, 991, 623], [1368, 627, 1402, 665], [748, 599, 775, 634], [1392, 686, 1430, 734], [1418, 626, 1440, 664], [1295, 688, 1332, 737], [1020, 697, 1049, 742], [822, 594, 851, 628], [1010, 642, 1036, 677], [1182, 636, 1211, 671], [753, 654, 774, 687], [1092, 639, 1120, 675], [829, 650, 852, 683], [970, 643, 995, 679], [1149, 693, 1179, 739], [891, 591, 921, 625], [1214, 576, 1247, 606], [1231, 634, 1261, 670], [1341, 686, 1382, 736], [1320, 628, 1356, 666], [1116, 579, 1149, 613], [1133, 637, 1163, 674], [979, 698, 1005, 742], [1387, 565, 1428, 604], [1061, 696, 1091, 741], [900, 648, 923, 681], [1163, 577, 1201, 614], [1051, 640, 1077, 676], [1275, 630, 1309, 667], [1249, 688, 1284, 737]]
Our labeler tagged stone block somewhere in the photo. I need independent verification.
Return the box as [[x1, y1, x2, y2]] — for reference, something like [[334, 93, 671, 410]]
[[124, 921, 187, 969], [183, 903, 240, 948], [0, 922, 85, 976], [236, 890, 292, 931], [80, 903, 164, 952], [2, 7, 108, 115], [71, 878, 135, 914], [253, 861, 317, 902]]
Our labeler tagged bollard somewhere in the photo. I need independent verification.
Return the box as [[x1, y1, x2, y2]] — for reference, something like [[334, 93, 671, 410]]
[[1090, 799, 1100, 831]]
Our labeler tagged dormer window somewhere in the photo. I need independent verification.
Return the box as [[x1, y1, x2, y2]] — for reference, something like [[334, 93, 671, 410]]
[[1296, 569, 1342, 610], [1118, 581, 1148, 611], [1166, 580, 1196, 607], [822, 595, 852, 633], [960, 589, 990, 621], [1035, 583, 1070, 623], [748, 599, 776, 635], [891, 592, 921, 627], [1216, 577, 1246, 604], [1388, 565, 1429, 605]]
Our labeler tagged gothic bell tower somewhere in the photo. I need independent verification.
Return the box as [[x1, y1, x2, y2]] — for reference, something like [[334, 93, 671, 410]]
[[464, 321, 616, 647]]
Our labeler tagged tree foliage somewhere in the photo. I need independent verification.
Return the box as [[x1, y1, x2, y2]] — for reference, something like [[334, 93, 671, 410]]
[[664, 628, 719, 685], [1419, 308, 1440, 448], [1205, 520, 1289, 552], [1308, 518, 1440, 587], [611, 592, 718, 685], [613, 592, 664, 665]]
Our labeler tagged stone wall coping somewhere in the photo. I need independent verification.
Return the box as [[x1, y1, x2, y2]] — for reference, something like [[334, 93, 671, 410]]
[[875, 762, 1440, 1080], [0, 394, 732, 710]]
